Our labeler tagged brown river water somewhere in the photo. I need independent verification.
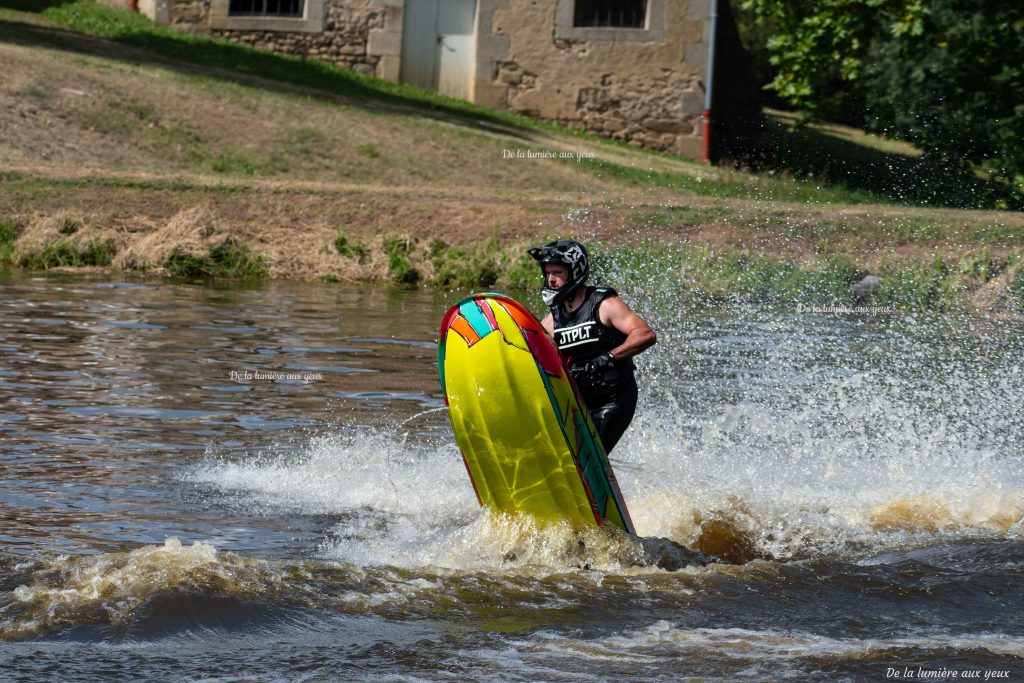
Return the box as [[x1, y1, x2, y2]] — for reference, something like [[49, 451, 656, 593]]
[[1, 269, 1023, 681]]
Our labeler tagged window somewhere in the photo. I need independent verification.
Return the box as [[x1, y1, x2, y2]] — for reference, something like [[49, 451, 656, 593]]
[[573, 0, 647, 28], [555, 0, 662, 41], [210, 0, 322, 31], [228, 0, 303, 17]]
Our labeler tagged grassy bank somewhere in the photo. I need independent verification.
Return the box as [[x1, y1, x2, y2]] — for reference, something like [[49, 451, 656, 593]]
[[594, 244, 1024, 312], [1, 1, 1023, 312], [3, 211, 1022, 312], [2, 0, 1014, 209]]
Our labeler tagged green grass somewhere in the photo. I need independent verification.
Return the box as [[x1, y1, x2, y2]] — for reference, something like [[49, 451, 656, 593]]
[[0, 219, 23, 265], [83, 96, 157, 134], [429, 236, 540, 291], [207, 150, 288, 175], [164, 238, 267, 279], [567, 155, 891, 206], [334, 230, 368, 263], [871, 251, 1019, 311], [431, 238, 499, 290], [357, 143, 381, 159], [421, 239, 1023, 310], [687, 251, 865, 304], [593, 245, 864, 306], [628, 205, 1024, 249], [383, 234, 419, 286], [588, 242, 1024, 311], [18, 238, 115, 268], [1004, 268, 1024, 311], [0, 173, 266, 196], [57, 217, 79, 235]]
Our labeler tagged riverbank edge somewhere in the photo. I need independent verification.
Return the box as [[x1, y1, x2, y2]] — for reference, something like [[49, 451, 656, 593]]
[[3, 204, 1023, 314]]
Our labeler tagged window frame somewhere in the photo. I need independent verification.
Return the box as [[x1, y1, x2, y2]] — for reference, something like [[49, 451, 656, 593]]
[[209, 0, 324, 32], [554, 0, 664, 42], [227, 0, 305, 19], [572, 0, 648, 29]]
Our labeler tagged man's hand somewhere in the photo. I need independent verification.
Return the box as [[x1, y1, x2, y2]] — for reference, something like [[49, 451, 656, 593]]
[[583, 353, 615, 376], [570, 353, 616, 388]]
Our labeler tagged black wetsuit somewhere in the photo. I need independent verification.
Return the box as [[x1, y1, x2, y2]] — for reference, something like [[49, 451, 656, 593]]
[[551, 286, 638, 453]]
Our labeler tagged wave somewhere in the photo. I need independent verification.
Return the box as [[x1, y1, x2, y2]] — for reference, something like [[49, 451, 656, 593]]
[[541, 621, 1024, 658]]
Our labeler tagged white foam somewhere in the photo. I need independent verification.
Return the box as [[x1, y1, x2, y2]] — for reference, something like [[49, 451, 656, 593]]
[[191, 428, 656, 571], [191, 429, 476, 520], [606, 321, 1024, 559], [521, 621, 1024, 661]]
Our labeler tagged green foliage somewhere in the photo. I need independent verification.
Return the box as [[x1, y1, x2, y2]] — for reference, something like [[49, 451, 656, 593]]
[[862, 0, 1024, 200], [165, 238, 267, 279], [741, 0, 1024, 206], [357, 143, 381, 159], [0, 219, 23, 265], [18, 239, 114, 268], [430, 237, 540, 291], [57, 217, 79, 235], [432, 241, 499, 290], [383, 235, 420, 286], [594, 243, 864, 306], [874, 255, 964, 310], [334, 231, 368, 263], [740, 0, 900, 111], [681, 250, 864, 304], [868, 251, 1013, 310], [502, 250, 539, 291], [1004, 268, 1024, 312]]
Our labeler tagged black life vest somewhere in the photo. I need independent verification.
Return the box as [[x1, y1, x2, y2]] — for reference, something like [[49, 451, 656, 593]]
[[551, 286, 634, 371]]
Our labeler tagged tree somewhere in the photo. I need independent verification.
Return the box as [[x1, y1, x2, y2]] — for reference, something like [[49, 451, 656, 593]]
[[742, 0, 1024, 205]]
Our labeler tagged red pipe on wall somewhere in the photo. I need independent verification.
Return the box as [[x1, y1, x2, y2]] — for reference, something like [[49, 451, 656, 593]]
[[702, 0, 719, 164]]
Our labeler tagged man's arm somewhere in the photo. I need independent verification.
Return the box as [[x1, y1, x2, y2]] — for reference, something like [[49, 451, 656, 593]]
[[540, 312, 555, 343], [598, 297, 656, 360]]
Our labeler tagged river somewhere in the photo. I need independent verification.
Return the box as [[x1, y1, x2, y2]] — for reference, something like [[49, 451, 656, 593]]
[[1, 269, 1022, 681]]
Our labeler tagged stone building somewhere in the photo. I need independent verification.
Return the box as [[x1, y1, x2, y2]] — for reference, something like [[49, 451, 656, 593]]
[[143, 0, 755, 159]]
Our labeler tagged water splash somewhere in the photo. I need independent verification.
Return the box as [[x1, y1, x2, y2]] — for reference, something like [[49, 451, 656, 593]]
[[2, 538, 291, 638], [587, 245, 1024, 560]]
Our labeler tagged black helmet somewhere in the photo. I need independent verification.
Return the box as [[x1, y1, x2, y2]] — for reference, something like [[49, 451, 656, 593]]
[[527, 239, 590, 307]]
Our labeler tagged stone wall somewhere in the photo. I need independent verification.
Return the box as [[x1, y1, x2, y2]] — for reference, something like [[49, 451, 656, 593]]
[[166, 0, 385, 75], [155, 0, 752, 160], [169, 0, 208, 27], [478, 0, 709, 157], [212, 4, 384, 74]]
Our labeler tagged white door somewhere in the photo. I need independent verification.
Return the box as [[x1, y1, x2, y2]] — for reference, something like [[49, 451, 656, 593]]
[[400, 0, 438, 91], [436, 0, 475, 100], [400, 0, 476, 100]]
